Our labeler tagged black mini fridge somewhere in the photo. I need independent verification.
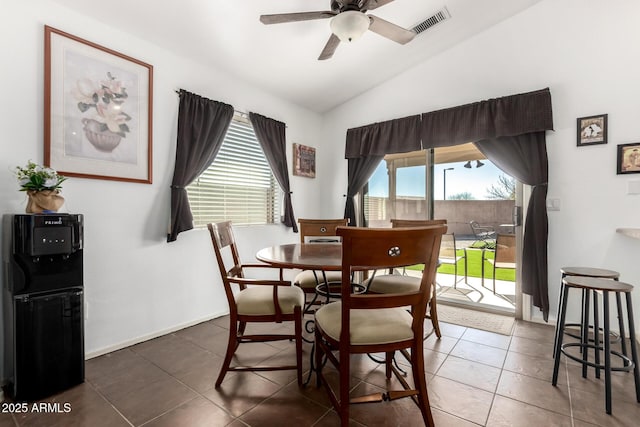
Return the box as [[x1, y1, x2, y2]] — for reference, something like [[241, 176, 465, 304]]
[[3, 214, 84, 401]]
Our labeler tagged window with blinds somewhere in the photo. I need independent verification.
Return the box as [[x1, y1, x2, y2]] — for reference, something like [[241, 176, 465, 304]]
[[186, 117, 280, 227]]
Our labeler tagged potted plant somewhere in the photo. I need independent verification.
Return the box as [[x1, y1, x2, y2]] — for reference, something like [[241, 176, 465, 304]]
[[14, 161, 67, 213]]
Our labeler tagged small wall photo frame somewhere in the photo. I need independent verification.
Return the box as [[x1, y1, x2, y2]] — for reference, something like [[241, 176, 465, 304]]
[[617, 142, 640, 174], [577, 114, 607, 146], [44, 26, 153, 183], [293, 143, 316, 178]]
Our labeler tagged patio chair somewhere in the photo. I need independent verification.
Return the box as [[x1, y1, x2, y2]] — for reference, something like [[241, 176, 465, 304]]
[[438, 232, 467, 288], [482, 233, 516, 294], [469, 220, 497, 246]]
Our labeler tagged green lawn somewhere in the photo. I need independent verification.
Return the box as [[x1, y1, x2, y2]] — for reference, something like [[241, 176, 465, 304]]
[[408, 249, 515, 281]]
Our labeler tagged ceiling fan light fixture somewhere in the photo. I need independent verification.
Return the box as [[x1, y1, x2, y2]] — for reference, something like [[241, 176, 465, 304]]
[[330, 11, 370, 42]]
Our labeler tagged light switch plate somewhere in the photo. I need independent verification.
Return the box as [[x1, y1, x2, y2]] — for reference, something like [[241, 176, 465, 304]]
[[628, 180, 640, 195]]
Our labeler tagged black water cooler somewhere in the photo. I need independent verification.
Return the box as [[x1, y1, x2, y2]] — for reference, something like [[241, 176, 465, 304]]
[[3, 214, 84, 401]]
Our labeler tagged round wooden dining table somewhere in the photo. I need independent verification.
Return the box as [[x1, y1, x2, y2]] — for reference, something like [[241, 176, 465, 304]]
[[256, 243, 342, 271]]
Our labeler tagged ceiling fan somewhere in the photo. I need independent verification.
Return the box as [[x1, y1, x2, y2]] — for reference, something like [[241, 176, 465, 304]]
[[260, 0, 416, 60]]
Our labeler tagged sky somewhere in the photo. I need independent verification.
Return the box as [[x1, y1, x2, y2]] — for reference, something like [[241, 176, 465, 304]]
[[368, 159, 508, 200]]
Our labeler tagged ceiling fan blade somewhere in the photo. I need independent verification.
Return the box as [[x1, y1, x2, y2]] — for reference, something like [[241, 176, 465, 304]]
[[368, 15, 416, 44], [318, 34, 340, 60], [363, 0, 395, 11], [260, 11, 336, 25]]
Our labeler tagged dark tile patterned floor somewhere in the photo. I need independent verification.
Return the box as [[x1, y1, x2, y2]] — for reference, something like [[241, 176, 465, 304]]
[[2, 314, 639, 426]]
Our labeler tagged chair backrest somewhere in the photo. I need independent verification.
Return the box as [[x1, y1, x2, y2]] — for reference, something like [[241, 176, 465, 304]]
[[391, 218, 447, 228], [298, 218, 348, 243], [390, 218, 452, 259], [439, 233, 458, 259], [495, 233, 516, 263], [208, 221, 244, 305], [336, 225, 446, 337]]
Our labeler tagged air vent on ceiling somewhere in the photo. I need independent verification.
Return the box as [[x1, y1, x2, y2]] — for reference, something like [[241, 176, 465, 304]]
[[411, 7, 451, 34]]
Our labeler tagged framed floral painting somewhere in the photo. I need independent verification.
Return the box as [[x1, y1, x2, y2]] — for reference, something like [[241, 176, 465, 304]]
[[44, 26, 153, 183]]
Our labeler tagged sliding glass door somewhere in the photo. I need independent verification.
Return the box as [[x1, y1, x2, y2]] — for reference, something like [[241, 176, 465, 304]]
[[362, 144, 521, 315]]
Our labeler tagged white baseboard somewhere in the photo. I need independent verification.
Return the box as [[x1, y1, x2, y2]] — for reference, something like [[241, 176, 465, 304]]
[[85, 310, 229, 360]]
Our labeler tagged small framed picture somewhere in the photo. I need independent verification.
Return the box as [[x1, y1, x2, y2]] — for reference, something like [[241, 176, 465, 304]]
[[617, 142, 640, 174], [577, 114, 607, 146], [293, 143, 316, 178]]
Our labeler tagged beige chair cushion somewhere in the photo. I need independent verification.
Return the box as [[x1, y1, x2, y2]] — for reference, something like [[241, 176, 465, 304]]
[[315, 302, 414, 345], [236, 286, 304, 316], [294, 270, 343, 290], [364, 274, 420, 294]]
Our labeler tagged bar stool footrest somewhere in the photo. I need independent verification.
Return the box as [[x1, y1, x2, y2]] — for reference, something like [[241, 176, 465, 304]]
[[560, 342, 635, 372], [563, 322, 622, 344]]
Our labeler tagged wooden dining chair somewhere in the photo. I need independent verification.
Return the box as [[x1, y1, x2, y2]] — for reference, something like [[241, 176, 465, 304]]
[[314, 225, 445, 427], [208, 221, 304, 387], [293, 218, 348, 313], [363, 218, 447, 338]]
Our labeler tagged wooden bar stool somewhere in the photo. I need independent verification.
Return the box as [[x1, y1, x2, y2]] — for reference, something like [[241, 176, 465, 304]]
[[553, 267, 624, 360], [552, 276, 640, 414]]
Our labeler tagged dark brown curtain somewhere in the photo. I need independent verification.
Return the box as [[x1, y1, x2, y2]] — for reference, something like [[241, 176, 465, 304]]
[[345, 115, 421, 158], [249, 112, 298, 233], [344, 155, 384, 226], [475, 132, 550, 320], [343, 115, 421, 225], [167, 90, 233, 242]]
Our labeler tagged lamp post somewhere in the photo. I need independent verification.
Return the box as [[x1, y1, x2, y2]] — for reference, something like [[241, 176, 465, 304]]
[[443, 167, 454, 200]]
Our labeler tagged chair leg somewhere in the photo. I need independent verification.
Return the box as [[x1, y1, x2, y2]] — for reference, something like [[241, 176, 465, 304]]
[[238, 320, 247, 336], [464, 253, 468, 284], [314, 326, 323, 388], [411, 341, 435, 426], [339, 350, 350, 426], [216, 316, 239, 388], [492, 264, 496, 294], [385, 351, 394, 379], [429, 283, 441, 339], [481, 250, 486, 289], [295, 306, 303, 386], [453, 261, 458, 289]]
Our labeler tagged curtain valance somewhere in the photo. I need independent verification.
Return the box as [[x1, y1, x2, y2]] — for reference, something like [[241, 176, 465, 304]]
[[345, 115, 421, 159], [421, 88, 553, 148]]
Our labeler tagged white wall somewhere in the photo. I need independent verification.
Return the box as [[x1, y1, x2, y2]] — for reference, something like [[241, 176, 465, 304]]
[[322, 0, 640, 330], [0, 0, 325, 360]]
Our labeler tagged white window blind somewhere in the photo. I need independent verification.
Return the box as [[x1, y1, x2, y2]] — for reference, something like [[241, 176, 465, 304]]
[[187, 117, 280, 227]]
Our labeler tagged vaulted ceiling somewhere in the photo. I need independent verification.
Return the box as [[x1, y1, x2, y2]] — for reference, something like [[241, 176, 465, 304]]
[[51, 0, 542, 113]]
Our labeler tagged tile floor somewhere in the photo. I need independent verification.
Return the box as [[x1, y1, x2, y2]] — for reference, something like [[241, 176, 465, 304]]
[[2, 313, 640, 426]]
